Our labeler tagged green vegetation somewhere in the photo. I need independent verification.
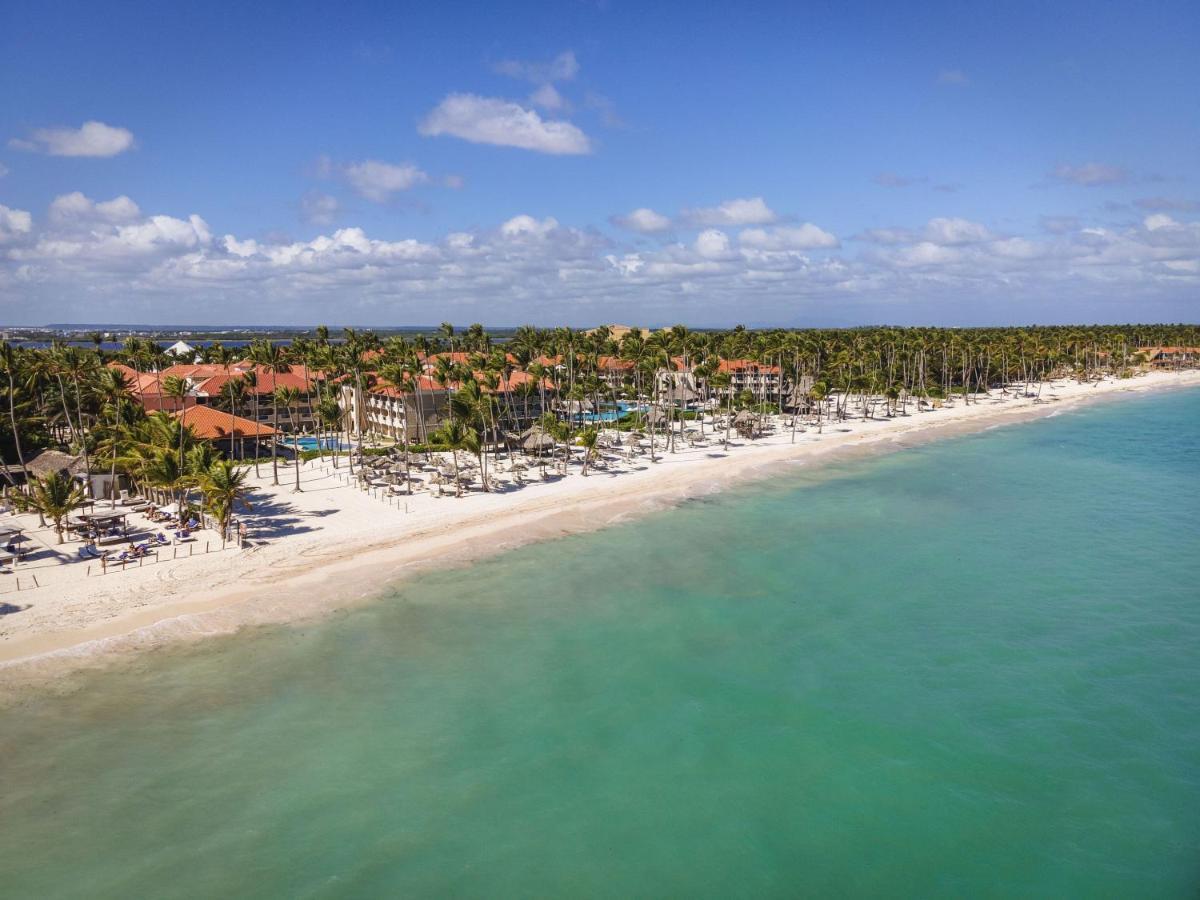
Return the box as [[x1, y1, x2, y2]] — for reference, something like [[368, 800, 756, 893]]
[[1, 323, 1195, 505]]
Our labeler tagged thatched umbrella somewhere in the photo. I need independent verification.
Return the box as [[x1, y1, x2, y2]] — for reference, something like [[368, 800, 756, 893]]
[[733, 410, 757, 438], [519, 425, 557, 452]]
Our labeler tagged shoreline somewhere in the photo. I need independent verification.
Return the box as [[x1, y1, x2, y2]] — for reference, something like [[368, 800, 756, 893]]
[[3, 370, 1198, 696]]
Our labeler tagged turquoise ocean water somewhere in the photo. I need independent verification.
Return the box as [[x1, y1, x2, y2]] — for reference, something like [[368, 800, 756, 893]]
[[2, 388, 1199, 898]]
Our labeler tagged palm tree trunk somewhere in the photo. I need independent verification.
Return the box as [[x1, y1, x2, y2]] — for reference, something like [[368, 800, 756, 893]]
[[271, 399, 280, 486], [8, 384, 29, 486]]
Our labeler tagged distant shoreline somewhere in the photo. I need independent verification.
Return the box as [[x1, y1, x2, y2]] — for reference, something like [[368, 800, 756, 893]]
[[2, 369, 1198, 698]]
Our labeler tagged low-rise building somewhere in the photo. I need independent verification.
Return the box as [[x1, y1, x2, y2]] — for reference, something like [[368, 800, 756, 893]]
[[113, 361, 325, 432], [1139, 346, 1200, 369], [173, 406, 277, 458], [342, 370, 554, 442]]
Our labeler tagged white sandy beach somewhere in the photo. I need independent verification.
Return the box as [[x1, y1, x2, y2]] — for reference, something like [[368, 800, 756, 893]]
[[2, 369, 1198, 686]]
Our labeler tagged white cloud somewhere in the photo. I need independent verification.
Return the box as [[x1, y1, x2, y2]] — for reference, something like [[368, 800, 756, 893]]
[[301, 192, 340, 226], [682, 196, 779, 227], [12, 212, 210, 266], [529, 83, 568, 111], [0, 204, 33, 243], [739, 224, 839, 250], [494, 51, 579, 83], [2, 194, 1197, 324], [419, 94, 592, 155], [922, 217, 992, 245], [611, 207, 672, 233], [49, 192, 141, 224], [12, 120, 135, 157], [499, 214, 560, 238], [1050, 162, 1128, 186], [695, 229, 733, 259], [937, 69, 970, 85], [861, 217, 992, 246], [342, 160, 429, 202]]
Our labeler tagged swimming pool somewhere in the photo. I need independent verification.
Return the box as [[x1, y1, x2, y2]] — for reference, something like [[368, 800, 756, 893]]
[[575, 402, 644, 424], [288, 436, 351, 452]]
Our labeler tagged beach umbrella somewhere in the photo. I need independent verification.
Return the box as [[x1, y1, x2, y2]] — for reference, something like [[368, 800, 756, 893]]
[[643, 408, 668, 426], [519, 426, 557, 452]]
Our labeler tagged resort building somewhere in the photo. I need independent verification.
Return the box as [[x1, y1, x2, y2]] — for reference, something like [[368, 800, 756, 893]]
[[164, 339, 197, 359], [108, 364, 194, 412], [1139, 346, 1200, 369], [342, 370, 555, 442], [716, 359, 784, 395], [112, 362, 325, 433], [597, 356, 636, 391], [172, 406, 278, 458]]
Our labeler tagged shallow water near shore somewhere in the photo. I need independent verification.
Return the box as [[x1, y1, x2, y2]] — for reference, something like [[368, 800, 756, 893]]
[[2, 388, 1199, 898]]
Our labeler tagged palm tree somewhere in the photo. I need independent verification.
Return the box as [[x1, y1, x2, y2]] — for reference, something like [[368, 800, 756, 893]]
[[161, 374, 191, 472], [0, 342, 31, 485], [208, 343, 241, 453], [142, 447, 190, 519], [249, 340, 291, 486], [576, 426, 599, 475], [809, 381, 829, 433], [710, 371, 733, 449], [430, 419, 472, 496], [275, 386, 303, 492], [318, 397, 344, 469], [95, 366, 133, 507], [242, 369, 262, 477], [21, 472, 87, 544], [218, 376, 249, 460], [200, 459, 252, 547]]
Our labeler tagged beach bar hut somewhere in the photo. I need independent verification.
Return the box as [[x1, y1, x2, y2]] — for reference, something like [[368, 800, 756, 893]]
[[733, 410, 758, 439]]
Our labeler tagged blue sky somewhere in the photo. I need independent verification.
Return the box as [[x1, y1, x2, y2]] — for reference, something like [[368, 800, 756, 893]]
[[1, 0, 1197, 326]]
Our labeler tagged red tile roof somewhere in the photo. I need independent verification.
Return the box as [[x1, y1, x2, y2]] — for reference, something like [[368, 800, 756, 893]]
[[198, 370, 316, 396], [597, 356, 635, 371], [364, 369, 551, 398], [173, 406, 275, 440], [717, 358, 781, 374]]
